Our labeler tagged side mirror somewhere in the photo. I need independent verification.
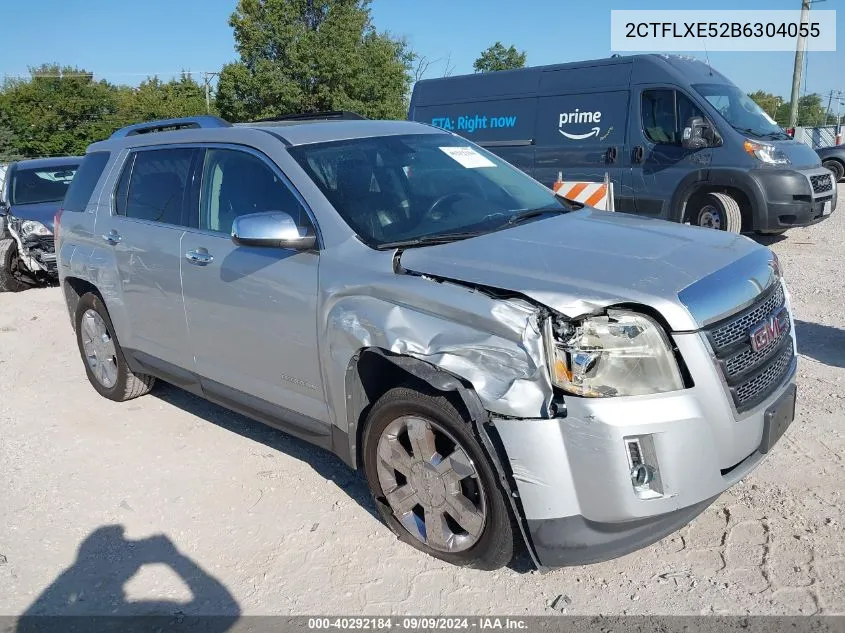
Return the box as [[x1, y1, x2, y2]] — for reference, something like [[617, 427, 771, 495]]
[[682, 116, 714, 150], [231, 211, 316, 251]]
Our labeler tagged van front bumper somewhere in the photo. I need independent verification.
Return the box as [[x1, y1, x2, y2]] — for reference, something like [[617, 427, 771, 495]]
[[750, 167, 837, 230], [491, 331, 797, 568]]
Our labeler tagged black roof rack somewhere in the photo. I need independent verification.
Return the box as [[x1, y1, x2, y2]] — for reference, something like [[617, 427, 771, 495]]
[[250, 110, 368, 123], [110, 115, 232, 139]]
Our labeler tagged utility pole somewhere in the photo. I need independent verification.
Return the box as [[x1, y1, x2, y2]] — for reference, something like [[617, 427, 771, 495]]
[[202, 72, 219, 114], [788, 0, 812, 130]]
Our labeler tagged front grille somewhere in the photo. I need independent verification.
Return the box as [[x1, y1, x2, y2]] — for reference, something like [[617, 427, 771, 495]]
[[811, 173, 833, 194], [708, 283, 785, 350], [734, 342, 794, 407], [704, 282, 795, 413]]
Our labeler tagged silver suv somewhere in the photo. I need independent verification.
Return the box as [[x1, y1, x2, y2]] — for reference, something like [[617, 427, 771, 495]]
[[56, 115, 798, 571]]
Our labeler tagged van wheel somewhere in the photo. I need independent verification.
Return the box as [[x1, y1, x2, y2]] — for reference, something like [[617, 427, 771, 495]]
[[823, 159, 844, 183], [74, 292, 155, 401], [362, 386, 515, 570], [692, 192, 742, 233], [0, 239, 27, 292]]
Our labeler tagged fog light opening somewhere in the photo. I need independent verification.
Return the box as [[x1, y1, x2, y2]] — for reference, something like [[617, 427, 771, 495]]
[[624, 436, 664, 499], [631, 463, 655, 487]]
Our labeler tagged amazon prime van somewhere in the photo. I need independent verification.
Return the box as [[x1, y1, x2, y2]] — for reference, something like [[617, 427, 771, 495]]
[[409, 54, 837, 234]]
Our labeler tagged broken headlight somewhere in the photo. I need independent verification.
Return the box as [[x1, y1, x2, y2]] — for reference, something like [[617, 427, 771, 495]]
[[20, 220, 51, 238], [545, 309, 684, 397]]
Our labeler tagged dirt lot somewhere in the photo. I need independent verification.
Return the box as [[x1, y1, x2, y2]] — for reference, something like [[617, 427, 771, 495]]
[[1, 191, 843, 618]]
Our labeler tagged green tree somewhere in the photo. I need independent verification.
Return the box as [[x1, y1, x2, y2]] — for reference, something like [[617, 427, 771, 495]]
[[0, 64, 119, 157], [747, 91, 782, 121], [0, 125, 22, 162], [473, 42, 527, 73], [117, 74, 209, 124], [216, 0, 413, 122]]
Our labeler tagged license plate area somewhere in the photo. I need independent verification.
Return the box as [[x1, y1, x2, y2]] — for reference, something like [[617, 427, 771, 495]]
[[759, 383, 797, 454], [823, 199, 832, 216]]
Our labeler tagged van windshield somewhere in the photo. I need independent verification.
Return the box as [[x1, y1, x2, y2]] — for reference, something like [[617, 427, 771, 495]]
[[692, 83, 790, 140], [289, 133, 570, 249]]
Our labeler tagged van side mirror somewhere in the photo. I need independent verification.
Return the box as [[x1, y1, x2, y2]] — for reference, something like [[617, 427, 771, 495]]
[[682, 117, 715, 150], [232, 211, 316, 251]]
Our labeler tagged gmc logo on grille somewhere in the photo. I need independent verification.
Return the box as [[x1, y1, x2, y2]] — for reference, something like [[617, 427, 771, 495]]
[[749, 307, 790, 352]]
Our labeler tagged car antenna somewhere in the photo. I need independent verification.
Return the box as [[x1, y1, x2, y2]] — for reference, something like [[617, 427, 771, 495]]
[[703, 42, 714, 76]]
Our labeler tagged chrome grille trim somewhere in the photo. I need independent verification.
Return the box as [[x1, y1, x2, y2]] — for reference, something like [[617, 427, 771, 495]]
[[733, 342, 795, 408], [704, 281, 795, 413], [723, 317, 792, 378], [708, 283, 785, 352]]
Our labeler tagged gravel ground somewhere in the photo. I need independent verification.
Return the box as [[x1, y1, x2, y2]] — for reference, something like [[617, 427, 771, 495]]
[[1, 189, 843, 618]]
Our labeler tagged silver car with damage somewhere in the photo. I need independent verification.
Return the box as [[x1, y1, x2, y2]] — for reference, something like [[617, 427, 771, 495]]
[[56, 115, 798, 570]]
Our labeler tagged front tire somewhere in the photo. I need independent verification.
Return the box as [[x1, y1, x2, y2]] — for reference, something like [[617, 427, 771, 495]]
[[0, 238, 28, 292], [691, 192, 742, 233], [362, 387, 515, 570], [823, 159, 844, 183], [74, 292, 155, 401]]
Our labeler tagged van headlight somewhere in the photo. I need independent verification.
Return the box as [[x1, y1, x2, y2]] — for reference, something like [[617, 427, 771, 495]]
[[20, 220, 51, 238], [544, 309, 684, 397], [743, 140, 790, 165]]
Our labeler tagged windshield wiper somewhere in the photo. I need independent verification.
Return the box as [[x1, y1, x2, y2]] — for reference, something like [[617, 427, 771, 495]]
[[377, 231, 485, 250], [507, 204, 574, 226]]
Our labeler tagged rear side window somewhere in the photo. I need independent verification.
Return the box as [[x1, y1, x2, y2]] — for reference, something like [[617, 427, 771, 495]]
[[62, 152, 110, 212], [641, 89, 705, 145], [114, 148, 195, 226]]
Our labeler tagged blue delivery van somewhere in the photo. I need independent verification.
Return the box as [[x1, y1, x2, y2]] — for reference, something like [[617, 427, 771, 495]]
[[409, 54, 837, 234]]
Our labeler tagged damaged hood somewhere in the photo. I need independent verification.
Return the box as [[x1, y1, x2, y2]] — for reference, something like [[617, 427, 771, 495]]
[[8, 201, 61, 233], [399, 209, 776, 331]]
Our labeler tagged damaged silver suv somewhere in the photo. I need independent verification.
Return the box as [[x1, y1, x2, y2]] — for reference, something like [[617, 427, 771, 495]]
[[57, 115, 798, 571]]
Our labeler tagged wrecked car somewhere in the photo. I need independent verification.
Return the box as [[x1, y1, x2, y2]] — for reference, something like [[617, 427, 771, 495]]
[[1, 156, 81, 291], [56, 115, 797, 571]]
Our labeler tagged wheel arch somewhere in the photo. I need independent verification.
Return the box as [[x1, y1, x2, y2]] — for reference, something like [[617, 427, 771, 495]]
[[343, 347, 542, 569], [675, 169, 765, 229], [62, 276, 104, 331]]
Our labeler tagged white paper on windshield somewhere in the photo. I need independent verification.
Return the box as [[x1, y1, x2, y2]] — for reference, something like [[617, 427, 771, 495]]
[[439, 146, 496, 168]]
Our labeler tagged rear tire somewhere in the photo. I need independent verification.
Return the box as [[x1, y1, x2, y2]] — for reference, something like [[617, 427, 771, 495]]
[[822, 159, 844, 183], [0, 238, 27, 292], [691, 192, 742, 233], [74, 292, 155, 401], [362, 386, 515, 570]]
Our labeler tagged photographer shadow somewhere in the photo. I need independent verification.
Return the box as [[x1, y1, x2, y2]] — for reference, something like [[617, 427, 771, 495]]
[[16, 525, 240, 632]]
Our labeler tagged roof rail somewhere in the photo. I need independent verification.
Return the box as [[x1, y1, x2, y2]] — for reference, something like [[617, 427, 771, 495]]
[[250, 110, 368, 123], [110, 115, 232, 139]]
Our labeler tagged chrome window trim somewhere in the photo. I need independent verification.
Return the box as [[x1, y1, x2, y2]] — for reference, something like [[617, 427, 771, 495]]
[[108, 142, 323, 249]]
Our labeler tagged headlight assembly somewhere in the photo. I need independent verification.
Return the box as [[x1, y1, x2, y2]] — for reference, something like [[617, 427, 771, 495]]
[[545, 309, 684, 397], [20, 220, 51, 238], [743, 140, 790, 165]]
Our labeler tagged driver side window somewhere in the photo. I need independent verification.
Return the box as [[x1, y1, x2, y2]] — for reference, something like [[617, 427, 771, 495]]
[[199, 149, 308, 235], [642, 90, 706, 145]]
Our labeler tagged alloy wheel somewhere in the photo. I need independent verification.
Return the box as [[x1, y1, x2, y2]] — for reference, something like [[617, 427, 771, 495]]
[[375, 415, 487, 553], [80, 309, 118, 389]]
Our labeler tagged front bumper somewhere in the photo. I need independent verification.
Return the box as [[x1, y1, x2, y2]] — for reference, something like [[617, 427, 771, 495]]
[[750, 166, 837, 230], [492, 315, 797, 567]]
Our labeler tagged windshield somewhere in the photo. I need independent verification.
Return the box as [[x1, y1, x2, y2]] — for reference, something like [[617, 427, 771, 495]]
[[288, 134, 568, 248], [10, 164, 79, 205], [692, 83, 789, 140]]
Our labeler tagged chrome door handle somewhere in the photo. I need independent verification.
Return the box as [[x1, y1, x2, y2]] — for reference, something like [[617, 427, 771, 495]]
[[185, 249, 214, 266], [101, 230, 121, 245]]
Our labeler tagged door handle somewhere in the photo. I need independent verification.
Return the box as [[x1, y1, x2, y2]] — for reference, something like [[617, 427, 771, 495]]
[[101, 230, 121, 245], [606, 146, 618, 163], [633, 146, 645, 164], [185, 249, 214, 266]]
